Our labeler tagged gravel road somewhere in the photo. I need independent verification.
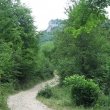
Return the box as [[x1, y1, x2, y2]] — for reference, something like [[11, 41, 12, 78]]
[[7, 75, 59, 110]]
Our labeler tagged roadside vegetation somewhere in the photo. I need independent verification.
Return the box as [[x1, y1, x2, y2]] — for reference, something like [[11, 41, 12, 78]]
[[37, 0, 110, 110], [1, 0, 110, 110], [0, 0, 53, 109], [38, 86, 110, 110]]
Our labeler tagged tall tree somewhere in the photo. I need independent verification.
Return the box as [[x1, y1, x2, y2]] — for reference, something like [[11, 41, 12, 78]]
[[53, 0, 110, 94], [0, 0, 39, 84]]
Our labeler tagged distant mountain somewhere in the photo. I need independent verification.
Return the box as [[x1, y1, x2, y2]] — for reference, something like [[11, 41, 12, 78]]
[[39, 19, 64, 43], [46, 19, 63, 32]]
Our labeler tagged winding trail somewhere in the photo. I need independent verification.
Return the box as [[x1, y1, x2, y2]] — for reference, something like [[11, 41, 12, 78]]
[[7, 75, 59, 110]]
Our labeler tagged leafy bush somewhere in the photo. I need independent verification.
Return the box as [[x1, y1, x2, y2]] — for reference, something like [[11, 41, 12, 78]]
[[38, 85, 53, 98], [0, 83, 14, 110], [64, 75, 100, 107], [96, 93, 110, 108]]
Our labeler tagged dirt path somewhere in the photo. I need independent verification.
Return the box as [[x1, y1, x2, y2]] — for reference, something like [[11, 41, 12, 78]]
[[7, 75, 59, 110]]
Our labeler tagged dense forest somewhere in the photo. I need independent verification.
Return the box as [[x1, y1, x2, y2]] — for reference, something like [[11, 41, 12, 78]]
[[1, 0, 110, 110], [38, 0, 110, 110], [0, 0, 53, 109]]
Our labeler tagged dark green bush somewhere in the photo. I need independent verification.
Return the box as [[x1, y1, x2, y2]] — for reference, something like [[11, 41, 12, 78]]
[[38, 85, 53, 98], [64, 75, 100, 107]]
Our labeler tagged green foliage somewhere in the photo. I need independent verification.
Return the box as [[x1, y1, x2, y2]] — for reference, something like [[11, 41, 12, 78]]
[[0, 0, 39, 85], [53, 0, 110, 95], [87, 0, 110, 9], [53, 29, 76, 82], [64, 75, 100, 107], [0, 0, 110, 109], [0, 0, 54, 109], [0, 83, 14, 110], [96, 94, 110, 108], [37, 0, 110, 109], [66, 0, 106, 37], [0, 41, 13, 83], [38, 85, 110, 110], [37, 41, 54, 79], [38, 85, 53, 98]]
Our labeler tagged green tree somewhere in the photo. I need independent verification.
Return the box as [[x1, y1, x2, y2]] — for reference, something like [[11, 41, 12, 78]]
[[12, 4, 39, 83], [0, 0, 39, 84], [53, 0, 110, 94], [0, 41, 13, 83]]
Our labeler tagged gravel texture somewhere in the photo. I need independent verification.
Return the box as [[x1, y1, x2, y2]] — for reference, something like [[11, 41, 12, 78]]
[[7, 75, 59, 110]]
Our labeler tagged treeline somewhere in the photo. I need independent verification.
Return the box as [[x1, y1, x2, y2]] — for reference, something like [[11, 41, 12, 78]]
[[40, 0, 110, 108], [53, 0, 110, 95], [0, 0, 53, 87], [0, 0, 53, 109], [0, 0, 38, 85]]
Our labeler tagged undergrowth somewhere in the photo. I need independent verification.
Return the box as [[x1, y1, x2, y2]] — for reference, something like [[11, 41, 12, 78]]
[[37, 86, 110, 110]]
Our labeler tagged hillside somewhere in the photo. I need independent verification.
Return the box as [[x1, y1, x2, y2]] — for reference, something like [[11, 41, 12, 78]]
[[39, 19, 64, 43]]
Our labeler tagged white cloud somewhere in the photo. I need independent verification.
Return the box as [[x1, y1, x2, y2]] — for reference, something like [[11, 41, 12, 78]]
[[21, 0, 67, 30]]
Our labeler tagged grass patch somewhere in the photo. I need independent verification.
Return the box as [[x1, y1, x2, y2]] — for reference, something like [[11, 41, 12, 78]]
[[37, 86, 110, 110], [0, 83, 15, 110]]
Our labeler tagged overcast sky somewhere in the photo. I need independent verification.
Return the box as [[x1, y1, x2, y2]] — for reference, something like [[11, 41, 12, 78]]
[[21, 0, 110, 31], [21, 0, 68, 30]]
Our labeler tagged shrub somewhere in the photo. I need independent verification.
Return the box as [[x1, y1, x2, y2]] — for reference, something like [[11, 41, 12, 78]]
[[64, 74, 100, 107], [38, 85, 53, 98], [96, 93, 110, 108]]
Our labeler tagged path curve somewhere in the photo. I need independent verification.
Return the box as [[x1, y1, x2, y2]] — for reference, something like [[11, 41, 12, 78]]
[[7, 75, 59, 110]]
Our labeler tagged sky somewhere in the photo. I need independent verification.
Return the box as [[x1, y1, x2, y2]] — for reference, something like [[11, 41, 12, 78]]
[[21, 0, 110, 31], [106, 7, 110, 18], [21, 0, 68, 31]]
